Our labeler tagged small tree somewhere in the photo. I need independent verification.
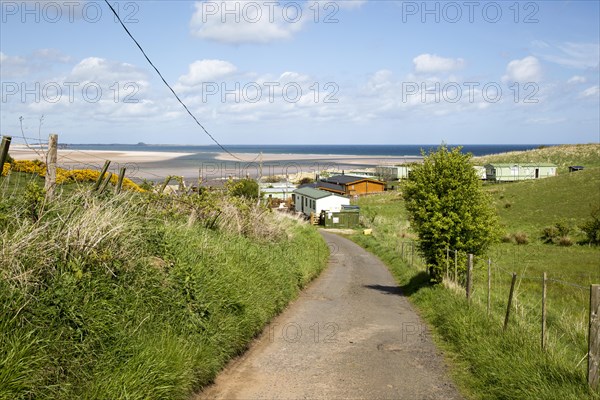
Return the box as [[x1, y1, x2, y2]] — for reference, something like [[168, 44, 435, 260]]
[[403, 145, 499, 282], [226, 178, 259, 199], [581, 206, 600, 245]]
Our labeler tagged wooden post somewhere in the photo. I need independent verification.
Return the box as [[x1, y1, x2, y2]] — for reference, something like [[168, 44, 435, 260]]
[[466, 254, 473, 301], [504, 273, 517, 331], [446, 247, 450, 280], [159, 175, 172, 194], [588, 284, 599, 390], [454, 250, 458, 282], [487, 259, 492, 316], [93, 160, 111, 192], [44, 134, 58, 199], [98, 172, 113, 194], [115, 167, 126, 194], [541, 272, 547, 350], [0, 136, 11, 178]]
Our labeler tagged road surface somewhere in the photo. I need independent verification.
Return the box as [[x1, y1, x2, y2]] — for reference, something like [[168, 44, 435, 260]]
[[196, 231, 463, 400]]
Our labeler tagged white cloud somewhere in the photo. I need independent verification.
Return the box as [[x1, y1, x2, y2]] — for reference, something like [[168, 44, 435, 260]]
[[70, 57, 148, 84], [0, 52, 28, 77], [536, 42, 600, 70], [581, 86, 599, 98], [567, 75, 586, 84], [190, 1, 304, 44], [178, 59, 237, 86], [502, 56, 542, 83], [413, 54, 465, 74]]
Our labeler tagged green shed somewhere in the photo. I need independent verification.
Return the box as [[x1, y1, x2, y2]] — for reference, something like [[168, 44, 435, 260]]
[[321, 206, 360, 228], [485, 163, 557, 182]]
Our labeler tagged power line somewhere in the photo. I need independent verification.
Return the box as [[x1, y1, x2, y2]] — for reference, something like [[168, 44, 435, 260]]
[[103, 0, 245, 162]]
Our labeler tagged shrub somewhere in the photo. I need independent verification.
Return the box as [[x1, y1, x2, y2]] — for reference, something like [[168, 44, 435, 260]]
[[297, 177, 314, 185], [1, 162, 10, 176], [541, 226, 559, 243], [513, 232, 529, 245], [558, 236, 573, 246], [554, 221, 570, 237], [501, 234, 514, 243], [226, 178, 259, 199], [581, 206, 600, 245]]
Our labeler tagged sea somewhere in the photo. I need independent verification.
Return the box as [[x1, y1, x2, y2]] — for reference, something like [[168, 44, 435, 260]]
[[64, 144, 549, 182], [67, 143, 543, 157]]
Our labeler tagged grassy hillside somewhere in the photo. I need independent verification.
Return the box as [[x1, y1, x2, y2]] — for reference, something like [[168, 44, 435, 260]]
[[0, 172, 328, 399], [351, 150, 600, 399], [488, 167, 600, 240], [473, 143, 600, 173]]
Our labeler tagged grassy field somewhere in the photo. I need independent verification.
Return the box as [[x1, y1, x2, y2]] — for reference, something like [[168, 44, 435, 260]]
[[352, 148, 600, 399], [0, 171, 329, 399]]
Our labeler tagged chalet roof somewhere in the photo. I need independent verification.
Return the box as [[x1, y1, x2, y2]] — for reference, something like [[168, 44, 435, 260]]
[[316, 181, 345, 193], [293, 187, 334, 199], [485, 163, 557, 168], [322, 174, 383, 185]]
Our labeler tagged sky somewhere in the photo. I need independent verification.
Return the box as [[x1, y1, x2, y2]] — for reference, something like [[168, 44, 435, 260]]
[[0, 0, 599, 145]]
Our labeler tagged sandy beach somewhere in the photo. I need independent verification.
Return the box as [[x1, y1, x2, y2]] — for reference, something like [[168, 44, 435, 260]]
[[7, 144, 422, 182], [10, 144, 194, 164]]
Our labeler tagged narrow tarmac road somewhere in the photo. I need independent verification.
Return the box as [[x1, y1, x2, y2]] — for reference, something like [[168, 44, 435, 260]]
[[196, 231, 462, 400]]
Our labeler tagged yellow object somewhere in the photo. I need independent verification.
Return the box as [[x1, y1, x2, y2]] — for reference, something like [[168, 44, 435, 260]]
[[363, 229, 372, 235]]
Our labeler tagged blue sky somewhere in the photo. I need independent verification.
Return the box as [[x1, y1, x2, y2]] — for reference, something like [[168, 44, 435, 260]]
[[1, 0, 599, 144]]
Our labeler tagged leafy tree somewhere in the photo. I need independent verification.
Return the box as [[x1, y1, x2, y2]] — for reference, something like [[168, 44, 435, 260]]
[[226, 178, 259, 199], [403, 145, 499, 282]]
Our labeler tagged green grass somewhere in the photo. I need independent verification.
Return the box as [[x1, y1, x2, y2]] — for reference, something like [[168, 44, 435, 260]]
[[487, 167, 600, 240], [0, 173, 329, 399], [351, 165, 600, 399]]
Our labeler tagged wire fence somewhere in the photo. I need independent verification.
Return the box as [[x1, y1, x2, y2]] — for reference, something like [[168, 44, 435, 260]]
[[395, 239, 599, 390]]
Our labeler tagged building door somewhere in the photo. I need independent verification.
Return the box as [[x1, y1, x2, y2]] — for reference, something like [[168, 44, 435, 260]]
[[535, 168, 539, 178]]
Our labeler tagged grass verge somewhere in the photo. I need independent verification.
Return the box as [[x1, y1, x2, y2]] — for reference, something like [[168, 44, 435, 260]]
[[0, 173, 328, 400]]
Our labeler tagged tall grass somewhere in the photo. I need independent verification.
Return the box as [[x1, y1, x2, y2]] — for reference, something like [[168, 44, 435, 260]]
[[0, 173, 328, 399]]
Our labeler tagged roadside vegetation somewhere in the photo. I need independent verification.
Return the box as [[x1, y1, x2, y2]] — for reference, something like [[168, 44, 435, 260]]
[[352, 144, 600, 400], [0, 170, 328, 399]]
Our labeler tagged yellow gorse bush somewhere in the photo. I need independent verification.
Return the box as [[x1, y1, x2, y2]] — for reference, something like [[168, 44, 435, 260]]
[[1, 162, 11, 176], [8, 160, 144, 192]]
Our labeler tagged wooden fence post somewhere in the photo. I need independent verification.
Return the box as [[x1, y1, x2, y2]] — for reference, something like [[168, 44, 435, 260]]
[[115, 167, 126, 194], [454, 250, 458, 282], [487, 259, 492, 316], [589, 284, 599, 390], [159, 175, 172, 194], [542, 272, 547, 350], [466, 254, 473, 301], [98, 172, 113, 194], [504, 273, 517, 331], [44, 134, 58, 200], [93, 160, 111, 192], [0, 136, 12, 178], [446, 247, 450, 279]]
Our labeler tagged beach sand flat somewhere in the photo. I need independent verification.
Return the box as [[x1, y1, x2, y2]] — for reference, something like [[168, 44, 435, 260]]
[[7, 145, 421, 182]]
